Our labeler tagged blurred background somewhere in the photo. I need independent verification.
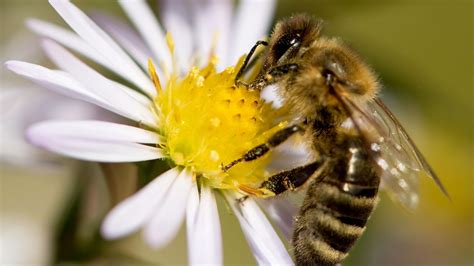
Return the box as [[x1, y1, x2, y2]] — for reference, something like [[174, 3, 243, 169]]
[[1, 0, 472, 265]]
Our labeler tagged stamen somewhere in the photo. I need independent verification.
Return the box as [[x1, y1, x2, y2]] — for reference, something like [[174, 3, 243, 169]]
[[209, 31, 220, 62], [165, 32, 175, 56], [148, 59, 162, 94]]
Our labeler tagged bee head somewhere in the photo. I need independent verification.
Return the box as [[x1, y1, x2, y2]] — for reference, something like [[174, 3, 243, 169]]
[[264, 14, 323, 70]]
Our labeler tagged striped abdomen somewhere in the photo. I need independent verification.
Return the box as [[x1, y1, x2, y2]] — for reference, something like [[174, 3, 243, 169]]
[[293, 156, 380, 266]]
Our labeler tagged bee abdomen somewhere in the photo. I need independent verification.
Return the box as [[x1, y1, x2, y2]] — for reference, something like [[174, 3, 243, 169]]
[[293, 181, 379, 266]]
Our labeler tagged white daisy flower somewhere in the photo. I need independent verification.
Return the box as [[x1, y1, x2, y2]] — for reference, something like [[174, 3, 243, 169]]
[[1, 31, 118, 166], [5, 0, 296, 264]]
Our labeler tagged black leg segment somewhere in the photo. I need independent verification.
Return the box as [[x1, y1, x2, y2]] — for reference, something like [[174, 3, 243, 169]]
[[264, 63, 299, 83], [248, 63, 300, 90], [235, 40, 268, 86], [261, 158, 326, 195], [268, 125, 304, 146], [222, 124, 305, 172]]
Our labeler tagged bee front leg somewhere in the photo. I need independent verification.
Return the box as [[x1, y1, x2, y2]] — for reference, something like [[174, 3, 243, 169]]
[[248, 63, 299, 90], [265, 63, 299, 82], [235, 40, 268, 87]]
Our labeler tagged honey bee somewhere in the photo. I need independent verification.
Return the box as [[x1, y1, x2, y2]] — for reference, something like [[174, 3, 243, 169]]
[[224, 14, 449, 265]]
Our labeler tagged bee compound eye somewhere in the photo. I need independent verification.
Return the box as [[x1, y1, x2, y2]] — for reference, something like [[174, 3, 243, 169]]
[[273, 33, 302, 61]]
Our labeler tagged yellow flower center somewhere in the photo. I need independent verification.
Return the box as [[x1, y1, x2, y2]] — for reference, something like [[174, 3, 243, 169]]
[[148, 42, 284, 195]]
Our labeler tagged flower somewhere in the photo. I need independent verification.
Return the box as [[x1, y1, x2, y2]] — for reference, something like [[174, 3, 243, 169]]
[[5, 0, 296, 264]]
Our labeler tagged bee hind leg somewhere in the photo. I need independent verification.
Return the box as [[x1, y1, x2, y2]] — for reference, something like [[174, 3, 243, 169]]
[[261, 158, 326, 195]]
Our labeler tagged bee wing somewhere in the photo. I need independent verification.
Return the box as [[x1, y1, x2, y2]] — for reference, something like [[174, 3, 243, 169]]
[[338, 95, 448, 210]]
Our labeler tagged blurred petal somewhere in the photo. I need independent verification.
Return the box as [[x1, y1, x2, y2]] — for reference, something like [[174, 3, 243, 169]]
[[258, 197, 297, 241], [26, 19, 110, 69], [229, 0, 276, 63], [187, 185, 222, 265], [144, 170, 193, 248], [266, 132, 312, 173], [119, 0, 172, 72], [48, 0, 155, 96], [5, 61, 150, 124], [192, 0, 232, 69], [0, 85, 117, 166], [27, 121, 163, 162], [41, 39, 156, 126], [101, 168, 180, 239], [90, 12, 151, 71], [225, 193, 293, 265], [160, 0, 193, 70]]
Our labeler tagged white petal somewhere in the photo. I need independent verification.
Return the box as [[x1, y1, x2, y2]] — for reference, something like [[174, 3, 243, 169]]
[[101, 168, 180, 239], [90, 12, 151, 71], [266, 131, 312, 173], [40, 39, 156, 126], [258, 197, 297, 241], [6, 61, 107, 109], [225, 193, 293, 265], [191, 0, 232, 69], [187, 185, 222, 265], [109, 79, 153, 107], [161, 0, 193, 70], [5, 60, 152, 125], [143, 170, 193, 249], [261, 84, 284, 109], [229, 0, 276, 64], [119, 0, 172, 73], [26, 19, 110, 69], [48, 0, 156, 96], [27, 120, 160, 144], [27, 18, 160, 95], [3, 33, 115, 165], [27, 121, 163, 163]]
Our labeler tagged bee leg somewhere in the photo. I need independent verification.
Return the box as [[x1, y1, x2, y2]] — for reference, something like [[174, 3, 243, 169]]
[[261, 158, 326, 195], [263, 63, 299, 83], [235, 40, 269, 87], [222, 124, 304, 172], [247, 63, 299, 90]]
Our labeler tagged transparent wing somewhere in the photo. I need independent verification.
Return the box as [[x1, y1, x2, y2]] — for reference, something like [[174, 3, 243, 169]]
[[338, 95, 448, 211]]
